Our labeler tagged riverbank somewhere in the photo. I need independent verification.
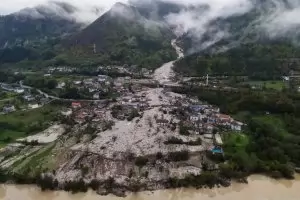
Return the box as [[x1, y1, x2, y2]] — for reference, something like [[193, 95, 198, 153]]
[[1, 175, 300, 200]]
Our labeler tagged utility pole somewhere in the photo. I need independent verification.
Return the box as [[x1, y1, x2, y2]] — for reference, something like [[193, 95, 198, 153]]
[[93, 43, 97, 54], [206, 74, 209, 86]]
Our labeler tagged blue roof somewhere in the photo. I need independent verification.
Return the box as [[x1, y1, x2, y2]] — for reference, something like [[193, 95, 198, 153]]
[[189, 105, 206, 111], [211, 147, 223, 154]]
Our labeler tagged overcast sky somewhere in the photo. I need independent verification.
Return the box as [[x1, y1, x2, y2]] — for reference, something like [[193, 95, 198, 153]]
[[0, 0, 256, 15], [0, 0, 128, 15]]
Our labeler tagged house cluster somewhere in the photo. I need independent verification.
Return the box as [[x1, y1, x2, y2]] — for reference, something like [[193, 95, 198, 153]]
[[22, 93, 50, 109], [98, 65, 131, 75], [47, 66, 77, 74], [62, 101, 109, 124], [155, 95, 244, 154], [1, 84, 24, 94], [0, 88, 51, 114], [2, 105, 16, 114], [179, 102, 245, 154], [118, 92, 150, 111], [71, 75, 113, 99], [98, 65, 152, 78], [187, 104, 244, 133]]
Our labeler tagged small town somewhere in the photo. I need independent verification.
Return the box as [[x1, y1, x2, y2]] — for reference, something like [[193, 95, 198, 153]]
[[0, 41, 248, 197]]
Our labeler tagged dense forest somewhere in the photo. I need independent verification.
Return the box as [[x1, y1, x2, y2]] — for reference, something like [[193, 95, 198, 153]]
[[175, 43, 300, 79]]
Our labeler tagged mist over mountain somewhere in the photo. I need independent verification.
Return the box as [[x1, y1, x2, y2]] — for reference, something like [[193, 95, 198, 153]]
[[1, 0, 300, 68], [149, 0, 300, 54], [15, 1, 105, 23], [124, 0, 300, 54], [2, 0, 300, 53], [61, 2, 177, 69]]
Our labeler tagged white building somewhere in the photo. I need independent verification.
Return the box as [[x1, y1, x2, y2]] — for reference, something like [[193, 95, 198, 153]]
[[214, 134, 223, 145], [190, 115, 200, 122], [14, 88, 24, 94], [73, 80, 82, 85], [23, 95, 35, 101], [84, 79, 93, 85], [93, 93, 100, 99], [28, 104, 39, 109], [56, 82, 66, 89], [231, 121, 243, 131], [3, 105, 16, 113], [89, 88, 96, 93], [61, 109, 73, 116], [98, 75, 109, 82]]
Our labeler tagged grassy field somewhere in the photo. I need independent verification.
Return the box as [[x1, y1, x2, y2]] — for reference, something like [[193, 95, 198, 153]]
[[0, 103, 61, 146], [53, 74, 91, 82], [223, 132, 249, 149], [243, 80, 287, 91], [0, 90, 20, 103], [11, 143, 56, 175]]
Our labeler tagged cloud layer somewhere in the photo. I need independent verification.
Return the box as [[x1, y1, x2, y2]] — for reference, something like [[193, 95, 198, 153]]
[[0, 0, 124, 15], [0, 0, 128, 23], [1, 0, 300, 52], [163, 0, 300, 53]]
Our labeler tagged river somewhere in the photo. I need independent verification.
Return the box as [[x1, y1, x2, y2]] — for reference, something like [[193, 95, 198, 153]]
[[1, 175, 300, 200]]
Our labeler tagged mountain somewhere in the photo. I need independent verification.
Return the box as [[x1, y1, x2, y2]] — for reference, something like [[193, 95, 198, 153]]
[[1, 0, 300, 71], [63, 2, 177, 69], [173, 0, 300, 54], [129, 0, 183, 21], [0, 1, 83, 48], [0, 2, 87, 66], [163, 0, 300, 78]]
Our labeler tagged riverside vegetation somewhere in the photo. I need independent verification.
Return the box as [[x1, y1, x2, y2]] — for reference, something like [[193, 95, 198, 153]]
[[172, 86, 300, 180]]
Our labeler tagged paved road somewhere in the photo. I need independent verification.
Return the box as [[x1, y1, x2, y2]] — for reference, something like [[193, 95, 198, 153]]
[[1, 81, 109, 103]]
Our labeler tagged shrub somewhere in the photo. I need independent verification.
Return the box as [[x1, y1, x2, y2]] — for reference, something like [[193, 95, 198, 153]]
[[89, 179, 101, 191], [36, 175, 58, 191], [164, 137, 184, 144], [168, 151, 189, 162], [187, 138, 202, 145], [135, 157, 149, 167], [179, 123, 190, 136], [63, 178, 88, 193], [156, 152, 163, 160]]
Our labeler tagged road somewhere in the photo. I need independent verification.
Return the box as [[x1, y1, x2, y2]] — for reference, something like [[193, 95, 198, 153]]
[[19, 81, 109, 103]]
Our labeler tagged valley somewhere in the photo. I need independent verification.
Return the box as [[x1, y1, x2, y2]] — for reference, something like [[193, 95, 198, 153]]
[[0, 0, 300, 199], [0, 40, 236, 196]]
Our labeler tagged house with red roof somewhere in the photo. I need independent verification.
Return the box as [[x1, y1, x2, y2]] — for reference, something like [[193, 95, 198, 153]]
[[72, 102, 81, 109]]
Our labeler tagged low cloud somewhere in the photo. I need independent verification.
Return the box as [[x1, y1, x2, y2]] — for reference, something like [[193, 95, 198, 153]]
[[164, 0, 253, 53], [259, 0, 300, 38], [163, 0, 300, 53], [1, 0, 300, 52], [0, 0, 127, 23]]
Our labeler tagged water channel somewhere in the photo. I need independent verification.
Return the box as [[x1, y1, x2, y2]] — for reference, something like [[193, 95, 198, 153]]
[[1, 175, 300, 200]]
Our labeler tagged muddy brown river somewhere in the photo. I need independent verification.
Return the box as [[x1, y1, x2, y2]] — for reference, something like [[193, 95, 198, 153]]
[[1, 175, 300, 200]]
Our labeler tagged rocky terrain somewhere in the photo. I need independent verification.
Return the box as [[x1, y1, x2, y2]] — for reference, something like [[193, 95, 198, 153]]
[[52, 41, 212, 195]]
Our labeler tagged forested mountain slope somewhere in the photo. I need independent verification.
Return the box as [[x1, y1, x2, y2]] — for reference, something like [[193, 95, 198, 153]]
[[63, 2, 177, 69]]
